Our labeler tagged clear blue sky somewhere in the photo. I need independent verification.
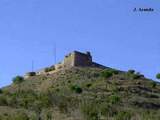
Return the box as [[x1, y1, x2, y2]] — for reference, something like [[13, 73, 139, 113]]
[[0, 0, 160, 87]]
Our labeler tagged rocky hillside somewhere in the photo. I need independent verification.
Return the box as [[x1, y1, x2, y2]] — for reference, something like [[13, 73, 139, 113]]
[[0, 67, 160, 120]]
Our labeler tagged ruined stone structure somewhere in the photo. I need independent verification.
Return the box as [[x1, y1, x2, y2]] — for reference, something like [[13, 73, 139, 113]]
[[25, 51, 106, 77], [53, 50, 107, 71], [55, 51, 93, 69]]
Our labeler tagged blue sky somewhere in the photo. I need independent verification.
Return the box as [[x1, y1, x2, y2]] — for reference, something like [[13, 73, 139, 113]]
[[0, 0, 160, 87]]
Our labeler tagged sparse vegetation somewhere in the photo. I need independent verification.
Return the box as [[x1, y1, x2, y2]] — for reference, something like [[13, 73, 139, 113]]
[[80, 100, 100, 120], [0, 67, 159, 120]]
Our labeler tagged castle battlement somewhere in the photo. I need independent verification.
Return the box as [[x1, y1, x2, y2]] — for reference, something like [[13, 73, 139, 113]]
[[24, 51, 106, 78], [55, 51, 92, 70]]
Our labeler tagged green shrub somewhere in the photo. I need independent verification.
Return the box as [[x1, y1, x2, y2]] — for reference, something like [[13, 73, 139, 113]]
[[45, 67, 55, 72], [101, 69, 119, 78], [93, 73, 100, 77], [71, 85, 82, 94], [127, 70, 144, 79], [37, 93, 52, 108], [115, 111, 131, 120], [150, 81, 156, 88], [108, 95, 120, 104], [132, 72, 144, 79], [0, 89, 2, 94], [132, 74, 141, 79], [128, 69, 135, 74], [12, 76, 24, 84], [2, 89, 10, 95], [41, 109, 52, 120], [6, 96, 17, 106], [110, 69, 119, 74], [0, 95, 7, 105], [26, 72, 36, 76], [86, 83, 92, 88], [80, 100, 100, 120], [101, 70, 113, 78], [156, 73, 160, 79], [13, 111, 29, 120]]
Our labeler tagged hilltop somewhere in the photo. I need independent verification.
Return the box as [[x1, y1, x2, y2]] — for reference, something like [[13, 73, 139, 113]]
[[0, 51, 160, 120]]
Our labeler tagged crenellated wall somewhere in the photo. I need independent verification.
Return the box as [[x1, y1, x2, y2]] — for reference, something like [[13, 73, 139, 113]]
[[25, 51, 106, 77], [60, 51, 92, 68], [73, 51, 92, 66]]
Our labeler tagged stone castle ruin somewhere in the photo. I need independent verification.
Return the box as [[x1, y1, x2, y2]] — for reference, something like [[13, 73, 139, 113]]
[[55, 51, 92, 69], [25, 51, 106, 77]]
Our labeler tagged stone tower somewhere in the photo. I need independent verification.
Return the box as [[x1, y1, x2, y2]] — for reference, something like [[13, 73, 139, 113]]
[[55, 51, 92, 69]]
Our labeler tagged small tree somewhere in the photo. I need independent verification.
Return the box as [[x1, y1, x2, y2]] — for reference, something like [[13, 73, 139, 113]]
[[156, 73, 160, 79], [13, 76, 24, 84]]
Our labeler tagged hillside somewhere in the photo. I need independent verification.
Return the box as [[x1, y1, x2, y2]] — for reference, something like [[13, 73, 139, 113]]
[[0, 67, 160, 120]]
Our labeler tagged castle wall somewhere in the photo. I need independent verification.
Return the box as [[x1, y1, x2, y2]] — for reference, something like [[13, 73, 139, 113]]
[[73, 51, 92, 66], [63, 53, 75, 68], [24, 51, 106, 77], [54, 51, 93, 70]]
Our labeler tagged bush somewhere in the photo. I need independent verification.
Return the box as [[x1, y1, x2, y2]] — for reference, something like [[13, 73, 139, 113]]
[[12, 76, 24, 84], [86, 83, 92, 88], [26, 72, 36, 76], [110, 69, 119, 74], [80, 100, 100, 120], [132, 72, 144, 79], [0, 89, 2, 94], [101, 70, 113, 78], [128, 69, 135, 74], [0, 95, 7, 105], [71, 85, 83, 94], [6, 96, 17, 106], [156, 73, 160, 79], [108, 95, 120, 104], [115, 111, 131, 120], [132, 74, 141, 79], [45, 67, 55, 72], [150, 81, 156, 88], [37, 93, 52, 108], [101, 69, 119, 78], [13, 111, 29, 120]]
